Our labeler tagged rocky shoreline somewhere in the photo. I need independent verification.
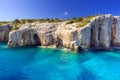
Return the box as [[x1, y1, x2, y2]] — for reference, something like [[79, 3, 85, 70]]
[[1, 14, 120, 51]]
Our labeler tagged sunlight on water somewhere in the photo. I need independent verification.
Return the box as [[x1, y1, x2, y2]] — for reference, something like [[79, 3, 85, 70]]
[[0, 43, 120, 80]]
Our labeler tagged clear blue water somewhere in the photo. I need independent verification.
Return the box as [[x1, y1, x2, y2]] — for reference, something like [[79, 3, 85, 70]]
[[0, 43, 120, 80]]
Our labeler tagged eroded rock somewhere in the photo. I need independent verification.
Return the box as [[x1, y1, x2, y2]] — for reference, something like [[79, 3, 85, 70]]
[[8, 28, 41, 47], [6, 14, 120, 51], [0, 24, 12, 42]]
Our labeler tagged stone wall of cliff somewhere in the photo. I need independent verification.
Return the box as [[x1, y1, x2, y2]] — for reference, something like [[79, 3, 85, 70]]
[[90, 14, 120, 49], [0, 24, 12, 42], [1, 14, 120, 51]]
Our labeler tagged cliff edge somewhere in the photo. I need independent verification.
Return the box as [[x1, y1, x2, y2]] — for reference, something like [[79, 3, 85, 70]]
[[1, 14, 120, 51]]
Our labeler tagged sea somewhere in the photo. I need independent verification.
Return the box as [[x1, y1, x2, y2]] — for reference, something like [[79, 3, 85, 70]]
[[0, 43, 120, 80]]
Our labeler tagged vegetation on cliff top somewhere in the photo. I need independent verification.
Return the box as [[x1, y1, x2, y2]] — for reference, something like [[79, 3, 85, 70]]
[[11, 18, 63, 30], [0, 21, 11, 26], [0, 14, 101, 30], [66, 15, 100, 27], [17, 18, 63, 24]]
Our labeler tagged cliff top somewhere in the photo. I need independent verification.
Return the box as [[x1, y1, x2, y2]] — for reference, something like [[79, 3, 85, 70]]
[[0, 14, 101, 29], [1, 14, 120, 51]]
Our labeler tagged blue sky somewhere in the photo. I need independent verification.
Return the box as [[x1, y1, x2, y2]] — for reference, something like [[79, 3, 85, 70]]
[[0, 0, 120, 21]]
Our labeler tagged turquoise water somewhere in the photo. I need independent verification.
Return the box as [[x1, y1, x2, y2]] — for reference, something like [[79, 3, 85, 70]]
[[0, 43, 120, 80]]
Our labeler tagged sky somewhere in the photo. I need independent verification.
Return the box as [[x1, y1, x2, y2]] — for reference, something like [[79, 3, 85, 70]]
[[0, 0, 120, 21]]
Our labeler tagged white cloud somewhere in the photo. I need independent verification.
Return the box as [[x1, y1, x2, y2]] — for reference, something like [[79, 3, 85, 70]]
[[64, 12, 69, 15]]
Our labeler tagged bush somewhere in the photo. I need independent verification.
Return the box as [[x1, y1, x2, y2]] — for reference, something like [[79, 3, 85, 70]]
[[66, 20, 74, 24], [14, 19, 20, 24], [20, 19, 26, 24], [0, 21, 10, 26], [46, 18, 50, 22], [26, 19, 34, 23], [77, 17, 83, 21], [72, 17, 76, 21], [50, 18, 54, 22], [54, 18, 59, 22], [38, 19, 45, 22]]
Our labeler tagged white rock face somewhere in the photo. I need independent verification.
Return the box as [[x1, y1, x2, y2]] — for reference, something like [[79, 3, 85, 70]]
[[77, 25, 91, 50], [8, 28, 40, 46], [91, 14, 113, 49], [55, 23, 78, 50], [0, 24, 12, 42], [6, 14, 120, 51], [111, 16, 120, 46]]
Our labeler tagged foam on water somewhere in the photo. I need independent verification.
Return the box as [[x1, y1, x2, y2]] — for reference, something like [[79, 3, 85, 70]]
[[0, 43, 120, 80]]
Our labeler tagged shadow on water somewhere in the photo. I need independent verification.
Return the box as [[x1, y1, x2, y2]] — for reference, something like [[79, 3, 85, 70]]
[[77, 67, 96, 80], [112, 49, 120, 54], [77, 51, 94, 64]]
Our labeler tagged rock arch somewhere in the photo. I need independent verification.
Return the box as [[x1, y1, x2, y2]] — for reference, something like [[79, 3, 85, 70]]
[[8, 28, 41, 47], [19, 28, 41, 46]]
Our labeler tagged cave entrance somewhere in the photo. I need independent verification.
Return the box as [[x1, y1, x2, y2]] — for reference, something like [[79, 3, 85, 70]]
[[56, 36, 63, 47], [33, 34, 41, 46]]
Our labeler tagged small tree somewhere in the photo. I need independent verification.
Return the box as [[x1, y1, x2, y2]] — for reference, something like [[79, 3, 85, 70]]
[[66, 20, 74, 24], [54, 18, 59, 22], [50, 18, 54, 22], [14, 19, 20, 24], [77, 17, 83, 21], [46, 18, 50, 22], [72, 17, 76, 21], [39, 19, 45, 22], [21, 19, 26, 24], [26, 19, 34, 23]]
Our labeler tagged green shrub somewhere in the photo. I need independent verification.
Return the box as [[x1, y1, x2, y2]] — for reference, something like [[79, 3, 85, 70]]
[[66, 15, 97, 27], [72, 17, 76, 21], [0, 21, 10, 26], [13, 19, 20, 24], [77, 17, 83, 21], [50, 18, 54, 22], [26, 19, 34, 23], [66, 20, 74, 24], [46, 18, 50, 22], [20, 19, 26, 24]]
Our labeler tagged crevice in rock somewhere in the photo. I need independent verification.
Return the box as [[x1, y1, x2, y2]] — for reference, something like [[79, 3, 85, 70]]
[[98, 27, 101, 42], [33, 34, 41, 46], [111, 17, 117, 46], [55, 36, 63, 47]]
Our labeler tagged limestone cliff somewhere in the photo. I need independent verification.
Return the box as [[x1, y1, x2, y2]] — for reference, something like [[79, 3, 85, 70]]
[[0, 24, 12, 42], [1, 14, 120, 51]]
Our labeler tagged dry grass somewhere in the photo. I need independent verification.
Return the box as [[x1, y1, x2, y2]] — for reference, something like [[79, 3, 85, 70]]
[[66, 15, 101, 28], [0, 21, 10, 26], [76, 17, 91, 27]]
